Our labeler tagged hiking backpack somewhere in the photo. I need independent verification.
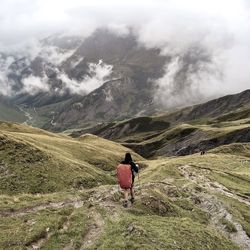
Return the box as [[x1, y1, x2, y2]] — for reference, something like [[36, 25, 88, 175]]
[[117, 164, 132, 189]]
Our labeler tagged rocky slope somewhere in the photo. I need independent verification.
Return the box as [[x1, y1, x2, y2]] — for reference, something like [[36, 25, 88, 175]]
[[1, 29, 167, 129], [42, 30, 169, 130]]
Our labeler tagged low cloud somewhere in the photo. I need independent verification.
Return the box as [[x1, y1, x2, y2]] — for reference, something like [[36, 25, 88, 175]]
[[58, 60, 113, 95], [154, 54, 222, 108], [134, 0, 250, 107], [0, 0, 249, 106], [41, 46, 75, 65], [0, 55, 15, 95], [21, 75, 50, 95]]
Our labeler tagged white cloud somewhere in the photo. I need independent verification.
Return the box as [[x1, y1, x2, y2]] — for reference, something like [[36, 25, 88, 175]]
[[22, 75, 49, 95], [0, 0, 248, 48], [0, 55, 15, 95], [154, 55, 222, 108], [0, 0, 249, 102], [41, 46, 75, 65], [58, 60, 113, 95]]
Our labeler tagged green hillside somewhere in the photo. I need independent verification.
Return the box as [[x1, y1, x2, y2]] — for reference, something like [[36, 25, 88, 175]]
[[0, 102, 26, 123], [0, 89, 250, 250], [0, 121, 143, 194], [0, 121, 249, 249]]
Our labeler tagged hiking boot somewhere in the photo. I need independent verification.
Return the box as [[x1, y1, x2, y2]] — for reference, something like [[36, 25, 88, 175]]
[[130, 197, 135, 204], [123, 200, 128, 208]]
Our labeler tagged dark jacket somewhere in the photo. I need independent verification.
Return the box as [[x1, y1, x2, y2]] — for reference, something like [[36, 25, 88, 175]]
[[121, 160, 139, 183]]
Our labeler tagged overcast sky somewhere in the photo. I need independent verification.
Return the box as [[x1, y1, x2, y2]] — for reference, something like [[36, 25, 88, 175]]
[[0, 0, 249, 100], [0, 0, 249, 49]]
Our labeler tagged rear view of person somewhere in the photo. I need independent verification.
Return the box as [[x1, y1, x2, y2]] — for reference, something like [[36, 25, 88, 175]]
[[117, 153, 139, 208]]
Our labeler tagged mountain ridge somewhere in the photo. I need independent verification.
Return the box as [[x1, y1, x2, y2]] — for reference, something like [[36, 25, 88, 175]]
[[0, 28, 223, 130], [71, 89, 250, 157]]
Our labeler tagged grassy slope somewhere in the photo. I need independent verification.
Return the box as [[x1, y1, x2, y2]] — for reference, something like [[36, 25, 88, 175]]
[[95, 216, 238, 250], [0, 119, 249, 249], [210, 143, 250, 158], [71, 89, 250, 136], [0, 121, 143, 194], [0, 103, 26, 123], [0, 189, 239, 250], [141, 153, 250, 195], [0, 143, 249, 249], [141, 149, 250, 236]]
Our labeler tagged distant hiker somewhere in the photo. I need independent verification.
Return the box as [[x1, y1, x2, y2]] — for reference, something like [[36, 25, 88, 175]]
[[200, 150, 206, 155], [117, 153, 139, 208]]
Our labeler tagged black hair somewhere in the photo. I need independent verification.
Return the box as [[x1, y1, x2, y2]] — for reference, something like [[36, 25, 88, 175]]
[[124, 152, 133, 163]]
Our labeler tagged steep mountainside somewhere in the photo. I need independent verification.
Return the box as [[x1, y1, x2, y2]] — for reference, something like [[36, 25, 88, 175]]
[[1, 28, 215, 130], [71, 89, 250, 157], [2, 29, 167, 129], [43, 29, 168, 130]]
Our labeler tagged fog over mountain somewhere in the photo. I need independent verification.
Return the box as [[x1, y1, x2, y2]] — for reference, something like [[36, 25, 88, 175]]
[[0, 0, 249, 113]]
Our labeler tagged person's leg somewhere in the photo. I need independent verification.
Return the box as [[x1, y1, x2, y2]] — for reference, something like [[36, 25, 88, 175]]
[[123, 189, 129, 207], [130, 187, 135, 204], [130, 187, 135, 198], [124, 189, 129, 201], [131, 177, 135, 199]]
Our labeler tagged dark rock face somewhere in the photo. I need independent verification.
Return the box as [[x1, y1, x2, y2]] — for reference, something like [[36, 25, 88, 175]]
[[51, 77, 159, 131], [43, 30, 169, 130], [4, 29, 168, 129]]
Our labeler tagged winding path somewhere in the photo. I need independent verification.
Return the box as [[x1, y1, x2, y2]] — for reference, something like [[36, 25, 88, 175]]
[[179, 165, 250, 250]]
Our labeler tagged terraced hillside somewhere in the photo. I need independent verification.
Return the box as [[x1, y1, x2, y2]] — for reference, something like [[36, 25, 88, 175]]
[[0, 120, 249, 249]]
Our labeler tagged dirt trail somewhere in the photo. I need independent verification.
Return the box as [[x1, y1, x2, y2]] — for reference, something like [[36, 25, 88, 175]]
[[197, 194, 250, 250], [60, 215, 76, 250], [24, 200, 85, 250], [26, 210, 75, 250], [0, 199, 84, 217], [80, 210, 104, 250], [4, 175, 249, 249], [26, 229, 53, 250], [78, 184, 140, 249], [86, 182, 250, 250], [0, 186, 127, 219], [179, 165, 250, 206], [1, 186, 122, 249], [78, 186, 123, 249], [27, 203, 84, 250], [179, 165, 250, 250]]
